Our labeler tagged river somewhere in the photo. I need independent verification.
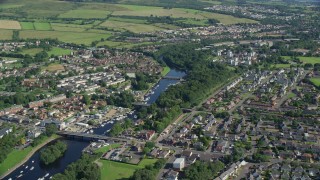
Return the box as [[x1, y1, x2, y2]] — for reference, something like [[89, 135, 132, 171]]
[[3, 69, 185, 180]]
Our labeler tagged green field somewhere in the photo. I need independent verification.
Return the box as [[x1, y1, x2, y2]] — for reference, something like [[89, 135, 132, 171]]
[[99, 159, 157, 180], [59, 9, 111, 19], [274, 64, 292, 68], [94, 144, 121, 154], [20, 30, 112, 45], [100, 20, 165, 33], [34, 22, 52, 31], [283, 56, 320, 65], [0, 147, 33, 176], [161, 66, 171, 76], [310, 78, 320, 87], [21, 47, 72, 56], [20, 22, 35, 30]]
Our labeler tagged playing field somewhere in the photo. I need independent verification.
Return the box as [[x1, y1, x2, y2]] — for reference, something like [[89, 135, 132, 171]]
[[99, 159, 157, 180], [42, 63, 65, 72], [0, 20, 21, 30], [20, 22, 35, 30], [20, 30, 112, 45], [283, 56, 320, 64]]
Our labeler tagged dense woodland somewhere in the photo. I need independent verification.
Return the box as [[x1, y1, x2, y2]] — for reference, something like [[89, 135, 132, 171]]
[[40, 140, 67, 165]]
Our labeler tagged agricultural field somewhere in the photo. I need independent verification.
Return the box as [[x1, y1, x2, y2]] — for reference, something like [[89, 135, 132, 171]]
[[0, 20, 21, 30], [21, 47, 72, 56], [100, 20, 165, 33], [99, 158, 157, 180], [59, 9, 111, 19], [20, 22, 35, 30], [283, 56, 320, 64], [33, 22, 52, 31], [0, 30, 13, 40], [20, 30, 112, 45]]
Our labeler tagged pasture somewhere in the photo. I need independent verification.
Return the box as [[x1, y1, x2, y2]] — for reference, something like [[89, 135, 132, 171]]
[[59, 9, 111, 19], [0, 20, 21, 30], [20, 22, 35, 30], [283, 56, 320, 64], [20, 30, 112, 45], [100, 20, 165, 33], [34, 22, 52, 31], [22, 47, 72, 56], [0, 30, 13, 40]]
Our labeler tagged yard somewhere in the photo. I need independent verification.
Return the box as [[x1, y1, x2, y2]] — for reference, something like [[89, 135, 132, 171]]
[[94, 144, 121, 154], [310, 78, 320, 87], [98, 158, 157, 180]]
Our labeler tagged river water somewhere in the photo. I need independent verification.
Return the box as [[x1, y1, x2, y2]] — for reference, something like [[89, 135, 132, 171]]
[[3, 69, 185, 180]]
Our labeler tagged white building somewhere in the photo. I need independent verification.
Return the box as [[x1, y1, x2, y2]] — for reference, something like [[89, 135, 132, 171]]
[[173, 158, 185, 171]]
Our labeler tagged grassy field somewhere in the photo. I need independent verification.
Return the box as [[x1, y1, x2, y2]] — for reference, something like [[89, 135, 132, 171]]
[[310, 78, 320, 87], [100, 20, 165, 33], [0, 147, 33, 176], [42, 63, 65, 72], [94, 144, 121, 154], [0, 30, 13, 40], [99, 159, 157, 180], [20, 22, 35, 30], [33, 22, 52, 31], [274, 64, 291, 68], [20, 30, 112, 45], [283, 56, 320, 65], [59, 9, 111, 19], [161, 66, 171, 76], [0, 20, 21, 30], [22, 47, 72, 56]]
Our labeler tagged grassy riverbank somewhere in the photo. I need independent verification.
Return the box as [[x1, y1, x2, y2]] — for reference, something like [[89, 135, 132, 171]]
[[0, 134, 59, 178]]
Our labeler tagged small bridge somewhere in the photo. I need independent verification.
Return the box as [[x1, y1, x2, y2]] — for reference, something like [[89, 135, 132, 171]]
[[132, 102, 151, 107], [57, 131, 129, 143], [163, 76, 184, 81]]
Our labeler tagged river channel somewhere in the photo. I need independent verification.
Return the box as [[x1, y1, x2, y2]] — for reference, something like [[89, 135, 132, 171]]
[[4, 69, 185, 180]]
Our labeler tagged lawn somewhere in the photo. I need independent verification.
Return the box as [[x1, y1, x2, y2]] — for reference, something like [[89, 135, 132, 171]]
[[0, 30, 13, 40], [33, 22, 52, 31], [21, 48, 43, 55], [94, 144, 121, 154], [20, 22, 35, 30], [20, 30, 112, 45], [161, 66, 171, 76], [283, 56, 320, 64], [99, 158, 157, 180], [59, 9, 111, 19], [0, 147, 33, 176], [310, 78, 320, 87], [0, 20, 21, 30], [274, 64, 291, 68]]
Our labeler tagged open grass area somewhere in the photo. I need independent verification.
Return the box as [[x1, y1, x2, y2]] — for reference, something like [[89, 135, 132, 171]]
[[20, 22, 35, 30], [283, 56, 320, 65], [0, 147, 33, 176], [99, 158, 157, 180], [0, 30, 13, 40], [161, 66, 171, 76], [20, 30, 112, 45], [274, 64, 291, 68], [22, 47, 71, 56], [100, 20, 164, 33], [0, 20, 21, 30], [310, 78, 320, 87], [42, 63, 65, 72], [51, 23, 87, 32], [33, 22, 52, 31], [94, 144, 121, 154], [59, 9, 111, 19]]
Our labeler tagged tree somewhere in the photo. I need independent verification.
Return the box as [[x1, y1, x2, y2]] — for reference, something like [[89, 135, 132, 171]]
[[46, 124, 58, 136], [82, 94, 91, 105]]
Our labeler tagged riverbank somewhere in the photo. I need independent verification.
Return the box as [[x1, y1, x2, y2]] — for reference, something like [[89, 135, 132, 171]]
[[0, 135, 60, 179]]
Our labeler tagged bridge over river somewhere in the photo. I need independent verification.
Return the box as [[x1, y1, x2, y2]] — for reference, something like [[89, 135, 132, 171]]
[[57, 131, 129, 143]]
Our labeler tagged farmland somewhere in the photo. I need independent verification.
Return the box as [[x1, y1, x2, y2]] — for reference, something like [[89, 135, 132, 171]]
[[0, 20, 21, 30], [283, 56, 320, 64], [0, 0, 259, 46], [21, 47, 72, 56]]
